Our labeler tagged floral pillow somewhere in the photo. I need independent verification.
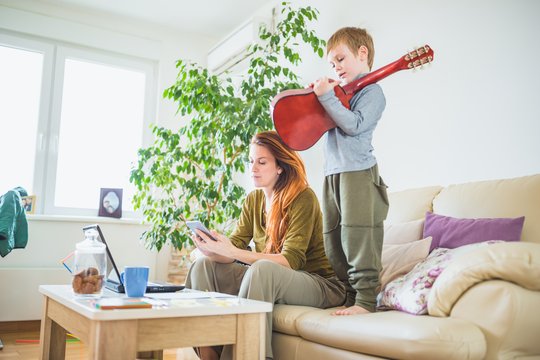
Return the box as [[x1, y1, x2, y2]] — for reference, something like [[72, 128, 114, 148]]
[[377, 241, 502, 315]]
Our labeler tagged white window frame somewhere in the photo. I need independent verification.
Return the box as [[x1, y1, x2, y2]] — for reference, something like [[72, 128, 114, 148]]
[[1, 30, 157, 218]]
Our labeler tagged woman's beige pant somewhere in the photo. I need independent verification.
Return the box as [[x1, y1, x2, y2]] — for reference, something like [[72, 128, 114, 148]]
[[185, 258, 345, 359]]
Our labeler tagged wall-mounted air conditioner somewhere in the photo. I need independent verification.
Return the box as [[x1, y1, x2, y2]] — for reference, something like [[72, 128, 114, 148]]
[[207, 17, 271, 75]]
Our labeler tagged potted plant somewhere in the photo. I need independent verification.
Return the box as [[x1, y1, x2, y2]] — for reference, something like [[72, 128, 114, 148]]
[[130, 2, 325, 251]]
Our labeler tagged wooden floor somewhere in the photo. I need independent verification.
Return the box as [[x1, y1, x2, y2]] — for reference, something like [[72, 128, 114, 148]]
[[0, 330, 199, 360]]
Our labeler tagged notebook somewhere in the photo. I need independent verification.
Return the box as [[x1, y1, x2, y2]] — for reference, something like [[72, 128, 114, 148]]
[[82, 224, 185, 293]]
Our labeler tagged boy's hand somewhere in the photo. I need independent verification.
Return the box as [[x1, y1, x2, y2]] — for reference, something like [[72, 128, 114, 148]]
[[313, 77, 339, 96]]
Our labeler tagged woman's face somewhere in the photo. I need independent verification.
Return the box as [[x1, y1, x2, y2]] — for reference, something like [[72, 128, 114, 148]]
[[249, 144, 282, 191]]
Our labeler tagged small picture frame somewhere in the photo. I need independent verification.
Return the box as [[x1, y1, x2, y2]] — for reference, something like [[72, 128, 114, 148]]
[[98, 188, 123, 218], [21, 195, 36, 214]]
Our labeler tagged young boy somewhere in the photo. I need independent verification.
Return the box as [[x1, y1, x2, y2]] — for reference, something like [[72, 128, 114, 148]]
[[313, 27, 389, 315]]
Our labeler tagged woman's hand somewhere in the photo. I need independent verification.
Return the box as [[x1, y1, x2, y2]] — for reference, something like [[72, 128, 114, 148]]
[[191, 230, 237, 264], [194, 229, 237, 258], [312, 77, 339, 96], [195, 229, 291, 268], [191, 233, 215, 257]]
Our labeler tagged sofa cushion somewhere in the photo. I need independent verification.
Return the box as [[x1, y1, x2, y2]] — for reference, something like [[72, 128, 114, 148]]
[[447, 280, 540, 359], [380, 236, 432, 289], [423, 211, 524, 252], [383, 218, 424, 245], [280, 307, 486, 360], [432, 173, 540, 244], [273, 304, 320, 336], [386, 186, 443, 225]]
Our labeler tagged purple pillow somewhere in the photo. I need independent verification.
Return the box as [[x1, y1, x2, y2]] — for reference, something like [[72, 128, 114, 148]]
[[423, 212, 525, 252]]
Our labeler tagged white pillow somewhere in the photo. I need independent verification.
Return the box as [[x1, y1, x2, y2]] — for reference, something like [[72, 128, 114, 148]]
[[384, 218, 424, 245], [380, 236, 432, 290]]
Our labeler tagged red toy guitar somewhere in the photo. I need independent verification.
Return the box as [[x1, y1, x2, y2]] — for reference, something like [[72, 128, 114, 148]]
[[271, 45, 434, 151]]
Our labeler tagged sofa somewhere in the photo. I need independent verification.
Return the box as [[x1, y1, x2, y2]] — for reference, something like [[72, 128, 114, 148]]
[[271, 173, 540, 360]]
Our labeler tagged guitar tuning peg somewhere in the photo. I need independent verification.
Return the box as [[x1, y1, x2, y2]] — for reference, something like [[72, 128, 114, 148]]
[[408, 46, 424, 62], [405, 44, 435, 70], [409, 48, 420, 71]]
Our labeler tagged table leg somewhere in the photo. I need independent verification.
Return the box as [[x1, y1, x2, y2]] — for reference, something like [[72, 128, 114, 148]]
[[232, 313, 265, 360], [87, 319, 138, 360], [39, 296, 67, 360]]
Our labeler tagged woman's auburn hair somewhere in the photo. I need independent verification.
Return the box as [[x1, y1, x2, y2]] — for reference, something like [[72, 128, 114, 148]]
[[251, 131, 308, 254]]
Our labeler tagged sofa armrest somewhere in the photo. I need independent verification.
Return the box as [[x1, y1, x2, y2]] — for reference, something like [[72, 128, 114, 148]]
[[450, 280, 540, 359], [428, 242, 540, 317]]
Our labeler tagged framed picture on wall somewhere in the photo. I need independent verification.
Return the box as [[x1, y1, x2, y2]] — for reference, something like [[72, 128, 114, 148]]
[[98, 188, 123, 218], [21, 195, 36, 214]]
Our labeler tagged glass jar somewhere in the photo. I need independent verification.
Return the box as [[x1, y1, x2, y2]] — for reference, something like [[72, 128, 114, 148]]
[[72, 228, 106, 298]]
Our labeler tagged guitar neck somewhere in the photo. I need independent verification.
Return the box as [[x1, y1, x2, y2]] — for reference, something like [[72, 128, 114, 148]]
[[342, 59, 403, 95]]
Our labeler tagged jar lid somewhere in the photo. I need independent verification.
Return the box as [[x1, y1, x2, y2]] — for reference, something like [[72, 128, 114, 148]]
[[77, 228, 106, 251]]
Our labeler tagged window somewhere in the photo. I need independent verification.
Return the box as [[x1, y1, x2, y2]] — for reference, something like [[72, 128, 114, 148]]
[[0, 37, 48, 197], [0, 32, 156, 217]]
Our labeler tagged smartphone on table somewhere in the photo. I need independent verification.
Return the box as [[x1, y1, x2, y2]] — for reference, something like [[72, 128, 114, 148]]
[[186, 220, 217, 241]]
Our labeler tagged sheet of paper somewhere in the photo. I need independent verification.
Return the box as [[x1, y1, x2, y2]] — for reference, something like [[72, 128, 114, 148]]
[[145, 291, 236, 300]]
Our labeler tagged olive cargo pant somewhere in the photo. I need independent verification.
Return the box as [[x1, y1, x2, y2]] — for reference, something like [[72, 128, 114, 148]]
[[322, 165, 389, 312], [185, 258, 345, 359]]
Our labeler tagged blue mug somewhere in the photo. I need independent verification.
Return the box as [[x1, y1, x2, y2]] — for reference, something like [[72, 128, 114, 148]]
[[121, 266, 149, 297]]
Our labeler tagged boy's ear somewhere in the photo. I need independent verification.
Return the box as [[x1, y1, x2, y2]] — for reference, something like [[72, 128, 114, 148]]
[[357, 45, 369, 61]]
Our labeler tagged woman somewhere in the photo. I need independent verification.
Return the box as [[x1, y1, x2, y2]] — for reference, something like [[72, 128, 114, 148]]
[[186, 131, 345, 360]]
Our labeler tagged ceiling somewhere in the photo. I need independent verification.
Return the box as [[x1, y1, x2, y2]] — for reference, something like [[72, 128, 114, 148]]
[[34, 0, 277, 38]]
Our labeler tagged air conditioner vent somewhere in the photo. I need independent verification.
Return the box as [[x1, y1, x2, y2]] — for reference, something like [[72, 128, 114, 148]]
[[207, 17, 270, 75]]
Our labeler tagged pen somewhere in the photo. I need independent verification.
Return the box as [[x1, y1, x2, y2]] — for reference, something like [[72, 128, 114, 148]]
[[61, 262, 72, 274], [60, 251, 74, 274]]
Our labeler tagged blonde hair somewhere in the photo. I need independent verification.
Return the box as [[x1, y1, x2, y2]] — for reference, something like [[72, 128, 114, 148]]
[[251, 131, 308, 254], [327, 27, 375, 70]]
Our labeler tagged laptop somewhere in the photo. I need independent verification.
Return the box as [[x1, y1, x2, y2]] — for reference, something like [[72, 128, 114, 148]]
[[82, 224, 185, 293]]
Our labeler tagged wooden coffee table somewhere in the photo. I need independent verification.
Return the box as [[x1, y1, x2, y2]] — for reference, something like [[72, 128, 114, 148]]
[[39, 285, 272, 360]]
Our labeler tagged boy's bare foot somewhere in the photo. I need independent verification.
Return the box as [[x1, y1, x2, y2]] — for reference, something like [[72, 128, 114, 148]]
[[332, 305, 371, 316]]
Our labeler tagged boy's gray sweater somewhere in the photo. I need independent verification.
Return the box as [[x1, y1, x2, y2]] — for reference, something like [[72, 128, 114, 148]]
[[317, 76, 386, 176]]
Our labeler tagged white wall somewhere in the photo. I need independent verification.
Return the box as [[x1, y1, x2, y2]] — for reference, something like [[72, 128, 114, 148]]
[[287, 0, 540, 195]]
